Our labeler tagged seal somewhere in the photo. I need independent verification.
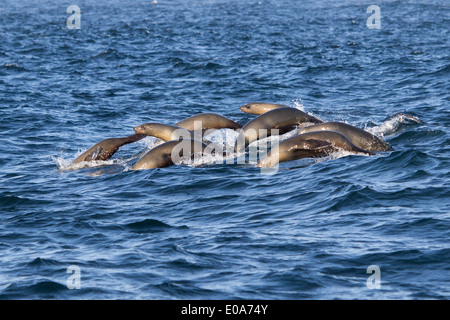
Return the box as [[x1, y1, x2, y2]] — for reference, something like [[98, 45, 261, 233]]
[[134, 123, 203, 141], [240, 102, 290, 115], [297, 122, 392, 151], [257, 131, 373, 167], [72, 133, 146, 164], [393, 113, 422, 123], [133, 122, 225, 155], [131, 138, 209, 170], [174, 113, 242, 131], [72, 113, 238, 165], [236, 107, 323, 153]]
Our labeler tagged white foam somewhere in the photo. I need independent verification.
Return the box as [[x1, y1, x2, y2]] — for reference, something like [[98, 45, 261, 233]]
[[140, 136, 163, 150], [203, 128, 240, 150], [52, 155, 118, 172], [178, 129, 241, 167], [180, 151, 234, 167], [327, 148, 371, 160], [291, 98, 306, 112], [365, 113, 421, 137], [292, 98, 324, 123], [55, 136, 159, 172]]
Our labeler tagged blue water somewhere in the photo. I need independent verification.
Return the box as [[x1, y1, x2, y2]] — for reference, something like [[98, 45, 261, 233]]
[[0, 0, 449, 300]]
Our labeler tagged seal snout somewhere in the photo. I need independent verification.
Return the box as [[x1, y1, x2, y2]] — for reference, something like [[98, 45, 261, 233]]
[[240, 104, 250, 112], [134, 124, 145, 134]]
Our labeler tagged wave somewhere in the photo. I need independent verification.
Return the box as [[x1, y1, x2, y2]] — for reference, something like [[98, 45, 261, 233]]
[[123, 218, 188, 233], [0, 279, 67, 299], [291, 99, 325, 123], [26, 257, 63, 268]]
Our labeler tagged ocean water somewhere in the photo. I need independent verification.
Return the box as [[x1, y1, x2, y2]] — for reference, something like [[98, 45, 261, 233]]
[[0, 0, 449, 300]]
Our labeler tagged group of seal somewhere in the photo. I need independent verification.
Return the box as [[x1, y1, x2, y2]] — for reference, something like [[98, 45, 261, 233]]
[[72, 103, 393, 170], [72, 113, 241, 169]]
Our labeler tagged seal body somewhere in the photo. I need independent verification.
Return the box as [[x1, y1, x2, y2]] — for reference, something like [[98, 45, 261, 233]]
[[134, 123, 203, 141], [72, 133, 146, 164], [174, 113, 242, 131], [297, 122, 392, 151], [258, 131, 373, 167], [236, 107, 323, 153], [131, 138, 208, 170], [240, 102, 289, 115]]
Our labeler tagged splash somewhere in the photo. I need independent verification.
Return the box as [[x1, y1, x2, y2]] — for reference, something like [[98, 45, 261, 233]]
[[327, 148, 372, 161], [292, 98, 324, 123], [52, 155, 117, 171], [291, 98, 305, 111], [55, 136, 159, 172], [179, 129, 241, 167], [203, 128, 240, 151], [366, 113, 422, 137]]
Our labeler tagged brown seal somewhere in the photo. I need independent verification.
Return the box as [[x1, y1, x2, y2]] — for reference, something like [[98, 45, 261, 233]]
[[297, 122, 392, 151], [236, 107, 323, 153], [133, 123, 203, 141], [174, 113, 242, 131], [258, 131, 374, 167], [72, 133, 146, 164], [131, 138, 209, 170], [72, 113, 239, 164], [240, 102, 290, 115]]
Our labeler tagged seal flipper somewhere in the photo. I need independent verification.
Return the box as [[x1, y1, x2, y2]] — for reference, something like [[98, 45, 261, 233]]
[[300, 139, 332, 150], [289, 139, 335, 158], [83, 147, 104, 162], [352, 145, 375, 156], [274, 124, 299, 135], [72, 134, 146, 164], [300, 138, 374, 156]]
